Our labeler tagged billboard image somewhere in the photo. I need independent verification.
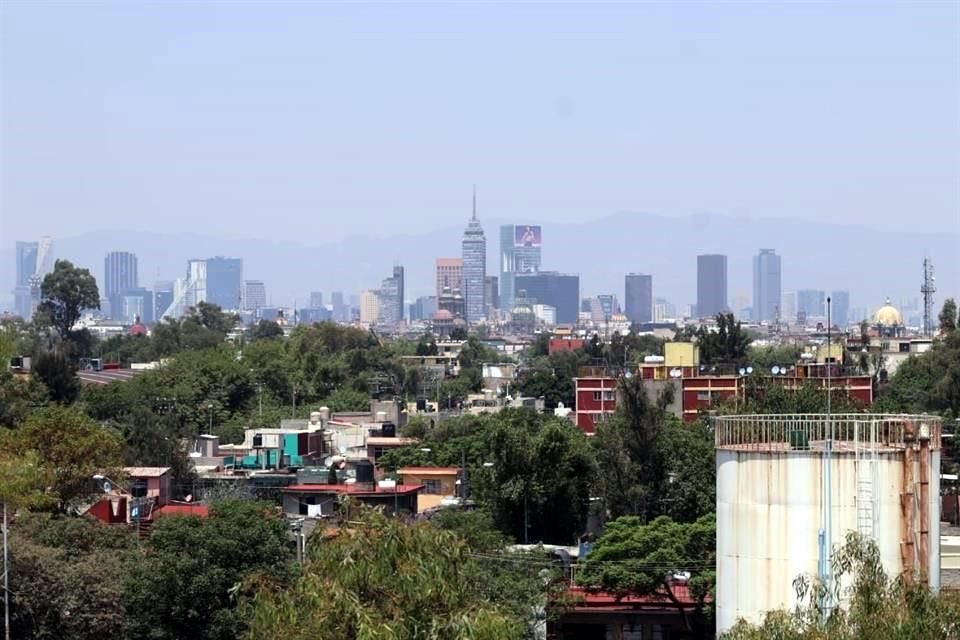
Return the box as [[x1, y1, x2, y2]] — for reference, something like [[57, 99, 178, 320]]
[[514, 225, 542, 248]]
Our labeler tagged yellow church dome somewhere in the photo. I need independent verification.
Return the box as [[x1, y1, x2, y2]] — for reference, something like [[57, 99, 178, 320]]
[[874, 298, 902, 326]]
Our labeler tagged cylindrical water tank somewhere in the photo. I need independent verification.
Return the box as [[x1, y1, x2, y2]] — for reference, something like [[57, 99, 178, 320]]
[[355, 460, 375, 485], [309, 411, 321, 424], [715, 414, 942, 635], [381, 422, 396, 438]]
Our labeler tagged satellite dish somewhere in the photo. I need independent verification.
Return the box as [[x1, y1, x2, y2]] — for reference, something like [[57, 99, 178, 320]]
[[771, 366, 781, 375], [669, 368, 682, 378], [184, 494, 193, 503], [746, 366, 753, 374], [738, 368, 746, 376], [102, 480, 112, 493]]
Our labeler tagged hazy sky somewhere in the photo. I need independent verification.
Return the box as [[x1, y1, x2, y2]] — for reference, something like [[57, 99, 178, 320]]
[[2, 1, 958, 247]]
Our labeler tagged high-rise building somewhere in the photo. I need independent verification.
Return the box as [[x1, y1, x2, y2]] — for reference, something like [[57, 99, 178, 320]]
[[204, 257, 243, 310], [378, 266, 404, 325], [13, 241, 39, 319], [624, 274, 653, 325], [752, 249, 781, 323], [409, 296, 438, 322], [241, 280, 267, 311], [514, 272, 579, 324], [696, 254, 728, 318], [436, 258, 464, 298], [781, 291, 797, 323], [499, 224, 542, 310], [121, 288, 154, 323], [359, 290, 380, 326], [331, 291, 347, 322], [104, 251, 139, 319], [484, 276, 499, 313], [154, 281, 174, 320], [461, 190, 487, 324], [393, 266, 404, 322], [654, 297, 676, 321], [597, 294, 620, 320], [797, 289, 826, 319], [309, 291, 323, 309], [830, 290, 850, 328]]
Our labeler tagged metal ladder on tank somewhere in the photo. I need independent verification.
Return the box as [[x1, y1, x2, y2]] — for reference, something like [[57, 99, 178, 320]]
[[855, 420, 879, 540]]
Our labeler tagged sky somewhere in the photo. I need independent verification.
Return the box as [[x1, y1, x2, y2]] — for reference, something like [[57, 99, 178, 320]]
[[1, 1, 958, 249]]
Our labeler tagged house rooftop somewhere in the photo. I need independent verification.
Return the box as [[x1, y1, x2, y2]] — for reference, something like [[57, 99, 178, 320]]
[[123, 466, 171, 478], [367, 436, 417, 446], [282, 483, 423, 496], [398, 467, 460, 475]]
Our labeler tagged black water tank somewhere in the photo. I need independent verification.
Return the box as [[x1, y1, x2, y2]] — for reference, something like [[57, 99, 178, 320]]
[[355, 460, 375, 484], [130, 480, 148, 498], [381, 422, 396, 438], [416, 397, 427, 411], [253, 433, 263, 448]]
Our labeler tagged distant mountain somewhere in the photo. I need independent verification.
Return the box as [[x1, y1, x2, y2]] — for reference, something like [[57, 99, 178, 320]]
[[2, 212, 956, 316]]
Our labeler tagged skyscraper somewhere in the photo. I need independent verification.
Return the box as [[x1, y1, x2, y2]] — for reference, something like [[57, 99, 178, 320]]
[[359, 290, 379, 326], [393, 265, 404, 322], [499, 224, 542, 310], [514, 272, 579, 324], [13, 241, 38, 319], [461, 189, 487, 324], [377, 266, 404, 325], [204, 257, 243, 310], [624, 273, 653, 325], [104, 251, 139, 319], [436, 258, 464, 298], [797, 289, 826, 319], [309, 291, 323, 309], [154, 281, 174, 320], [830, 290, 850, 327], [241, 280, 267, 311], [696, 254, 728, 318], [484, 276, 499, 312], [752, 249, 782, 323]]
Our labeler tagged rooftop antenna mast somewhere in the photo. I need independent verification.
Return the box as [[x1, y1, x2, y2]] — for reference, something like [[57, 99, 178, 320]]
[[472, 184, 477, 221], [921, 258, 936, 337]]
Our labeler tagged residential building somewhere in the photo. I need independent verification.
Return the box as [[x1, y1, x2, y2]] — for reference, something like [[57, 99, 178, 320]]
[[696, 254, 728, 317], [752, 249, 781, 323], [204, 257, 243, 310], [359, 290, 379, 326], [831, 290, 850, 327], [624, 273, 653, 325], [436, 258, 464, 299], [798, 289, 826, 320], [104, 251, 139, 319], [281, 482, 421, 517], [461, 192, 487, 324], [241, 280, 267, 311], [499, 224, 542, 310], [514, 272, 580, 324], [396, 467, 460, 512]]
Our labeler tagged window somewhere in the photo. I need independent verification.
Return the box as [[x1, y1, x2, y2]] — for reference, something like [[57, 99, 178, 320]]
[[592, 391, 602, 401], [593, 391, 614, 401], [422, 479, 442, 494], [372, 447, 388, 460], [697, 391, 711, 402]]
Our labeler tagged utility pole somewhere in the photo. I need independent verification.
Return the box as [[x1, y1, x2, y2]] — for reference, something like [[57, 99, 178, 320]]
[[3, 503, 9, 640]]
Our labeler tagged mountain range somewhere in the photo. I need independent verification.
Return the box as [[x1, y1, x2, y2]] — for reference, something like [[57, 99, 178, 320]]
[[2, 211, 957, 317]]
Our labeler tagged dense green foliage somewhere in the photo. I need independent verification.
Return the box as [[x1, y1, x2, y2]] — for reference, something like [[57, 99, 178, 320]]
[[675, 313, 751, 366], [876, 327, 960, 418], [243, 503, 525, 639], [36, 259, 100, 346], [124, 500, 291, 640], [578, 514, 716, 636]]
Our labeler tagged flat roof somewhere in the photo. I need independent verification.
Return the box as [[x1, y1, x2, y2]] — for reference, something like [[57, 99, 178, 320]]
[[398, 467, 459, 475], [367, 437, 417, 446], [124, 466, 171, 477], [282, 483, 423, 496]]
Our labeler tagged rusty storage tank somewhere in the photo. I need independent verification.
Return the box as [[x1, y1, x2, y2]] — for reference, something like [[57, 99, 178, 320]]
[[715, 413, 941, 633]]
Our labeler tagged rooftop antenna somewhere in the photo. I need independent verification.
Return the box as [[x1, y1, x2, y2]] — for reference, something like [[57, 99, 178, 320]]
[[472, 185, 477, 221], [921, 257, 936, 337]]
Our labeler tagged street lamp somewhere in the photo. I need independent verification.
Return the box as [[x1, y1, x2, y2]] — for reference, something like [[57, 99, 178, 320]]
[[207, 403, 214, 433]]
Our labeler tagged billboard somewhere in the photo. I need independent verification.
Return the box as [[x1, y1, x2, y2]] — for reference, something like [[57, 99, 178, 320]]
[[514, 225, 542, 248]]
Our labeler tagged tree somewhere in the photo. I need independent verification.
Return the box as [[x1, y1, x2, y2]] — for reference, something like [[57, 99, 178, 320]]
[[940, 298, 957, 334], [876, 330, 960, 419], [242, 503, 524, 639], [721, 532, 960, 640], [124, 500, 291, 640], [578, 514, 716, 637], [696, 313, 751, 366], [249, 319, 283, 340], [32, 349, 81, 403], [5, 405, 124, 511], [415, 332, 439, 356], [36, 259, 100, 345], [8, 513, 134, 640]]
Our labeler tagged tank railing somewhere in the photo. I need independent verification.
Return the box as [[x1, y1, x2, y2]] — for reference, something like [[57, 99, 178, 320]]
[[714, 414, 941, 451]]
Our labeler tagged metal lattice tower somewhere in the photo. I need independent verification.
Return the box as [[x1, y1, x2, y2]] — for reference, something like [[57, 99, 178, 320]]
[[921, 258, 936, 337]]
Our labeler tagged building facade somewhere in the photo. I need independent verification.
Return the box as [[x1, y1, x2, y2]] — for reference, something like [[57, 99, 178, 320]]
[[241, 280, 267, 311], [461, 195, 487, 324], [154, 281, 174, 320], [359, 290, 379, 326], [696, 254, 728, 318], [103, 251, 138, 317], [13, 241, 39, 319], [204, 257, 243, 310], [499, 224, 542, 310], [752, 249, 781, 323], [378, 266, 404, 325], [797, 289, 826, 320], [624, 273, 653, 325], [435, 258, 464, 299], [831, 290, 850, 327], [309, 291, 323, 309], [514, 272, 579, 325]]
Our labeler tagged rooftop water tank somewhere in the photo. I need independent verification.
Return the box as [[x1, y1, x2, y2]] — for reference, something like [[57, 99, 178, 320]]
[[355, 460, 375, 485]]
